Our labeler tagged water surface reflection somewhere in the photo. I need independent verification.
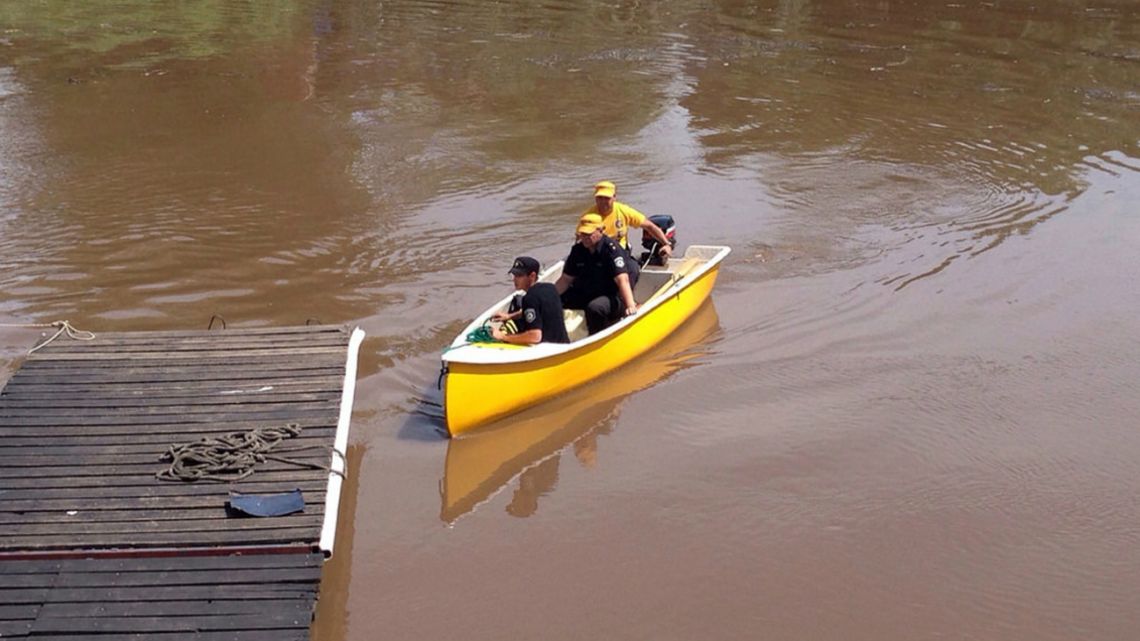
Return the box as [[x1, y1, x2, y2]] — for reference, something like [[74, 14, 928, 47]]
[[1, 1, 1139, 640]]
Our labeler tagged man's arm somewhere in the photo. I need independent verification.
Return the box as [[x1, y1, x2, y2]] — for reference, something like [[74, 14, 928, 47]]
[[491, 309, 521, 322], [492, 326, 542, 345], [639, 219, 673, 257], [555, 273, 574, 295], [615, 272, 638, 316]]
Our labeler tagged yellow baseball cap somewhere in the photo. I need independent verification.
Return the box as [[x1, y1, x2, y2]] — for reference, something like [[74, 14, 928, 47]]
[[593, 180, 616, 198], [576, 213, 604, 234]]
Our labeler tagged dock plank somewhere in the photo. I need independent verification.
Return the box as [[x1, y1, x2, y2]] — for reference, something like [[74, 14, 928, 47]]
[[0, 408, 340, 429], [0, 481, 328, 502], [0, 552, 321, 574], [30, 566, 321, 588], [0, 449, 331, 469], [2, 526, 323, 550], [0, 605, 40, 619], [0, 470, 330, 491], [28, 346, 350, 361], [10, 359, 346, 375], [0, 391, 339, 409], [0, 432, 334, 458], [0, 379, 343, 396], [0, 400, 340, 419], [73, 325, 349, 339], [37, 599, 311, 619], [4, 369, 344, 386], [0, 502, 324, 523], [0, 422, 336, 445], [0, 552, 323, 640], [21, 632, 310, 641], [0, 514, 323, 536]]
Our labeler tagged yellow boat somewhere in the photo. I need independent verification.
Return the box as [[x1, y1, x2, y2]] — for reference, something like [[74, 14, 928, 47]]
[[441, 244, 731, 436], [440, 301, 722, 522]]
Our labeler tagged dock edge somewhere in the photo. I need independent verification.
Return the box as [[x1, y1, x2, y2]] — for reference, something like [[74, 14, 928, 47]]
[[319, 326, 366, 556]]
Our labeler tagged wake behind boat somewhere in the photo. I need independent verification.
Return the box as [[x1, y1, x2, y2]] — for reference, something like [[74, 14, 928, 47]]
[[441, 243, 731, 436]]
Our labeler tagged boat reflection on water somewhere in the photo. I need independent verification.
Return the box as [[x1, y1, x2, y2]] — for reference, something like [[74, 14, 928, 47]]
[[440, 301, 722, 523]]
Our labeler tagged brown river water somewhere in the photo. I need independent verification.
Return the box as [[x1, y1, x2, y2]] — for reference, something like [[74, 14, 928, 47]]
[[2, 1, 1139, 639]]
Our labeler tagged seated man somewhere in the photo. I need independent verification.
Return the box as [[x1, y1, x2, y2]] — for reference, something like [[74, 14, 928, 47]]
[[555, 213, 639, 335], [491, 256, 569, 344], [587, 180, 673, 259]]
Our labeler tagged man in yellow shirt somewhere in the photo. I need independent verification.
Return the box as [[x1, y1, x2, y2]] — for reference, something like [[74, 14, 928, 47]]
[[584, 180, 673, 261]]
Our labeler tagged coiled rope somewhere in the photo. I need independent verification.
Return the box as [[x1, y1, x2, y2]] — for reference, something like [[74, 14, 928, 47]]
[[0, 320, 96, 354], [466, 321, 498, 344], [156, 424, 343, 483], [441, 319, 503, 353]]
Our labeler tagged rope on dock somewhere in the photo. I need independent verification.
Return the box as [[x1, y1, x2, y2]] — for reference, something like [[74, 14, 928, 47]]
[[0, 320, 96, 353], [156, 424, 345, 483]]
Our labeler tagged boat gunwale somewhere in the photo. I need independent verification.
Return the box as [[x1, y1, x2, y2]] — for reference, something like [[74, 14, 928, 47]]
[[442, 245, 730, 366]]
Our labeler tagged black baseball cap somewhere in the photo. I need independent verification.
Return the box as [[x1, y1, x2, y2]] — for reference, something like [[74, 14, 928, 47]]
[[508, 256, 540, 276]]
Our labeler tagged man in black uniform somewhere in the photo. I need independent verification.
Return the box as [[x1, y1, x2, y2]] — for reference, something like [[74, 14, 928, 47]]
[[491, 256, 570, 344], [555, 213, 639, 335]]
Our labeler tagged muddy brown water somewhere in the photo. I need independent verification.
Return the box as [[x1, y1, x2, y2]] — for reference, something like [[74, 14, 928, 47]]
[[2, 1, 1139, 639]]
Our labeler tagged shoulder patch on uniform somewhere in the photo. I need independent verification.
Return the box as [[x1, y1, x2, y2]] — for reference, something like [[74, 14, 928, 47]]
[[614, 255, 625, 269], [524, 308, 537, 324]]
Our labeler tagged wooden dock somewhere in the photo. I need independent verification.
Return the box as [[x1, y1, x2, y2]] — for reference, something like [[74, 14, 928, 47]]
[[0, 324, 364, 638], [0, 553, 323, 639]]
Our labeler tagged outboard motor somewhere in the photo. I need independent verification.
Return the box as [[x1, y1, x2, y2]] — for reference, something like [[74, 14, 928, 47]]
[[639, 214, 676, 267]]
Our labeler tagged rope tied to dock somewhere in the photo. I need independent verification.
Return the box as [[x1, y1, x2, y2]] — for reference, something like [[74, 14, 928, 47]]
[[156, 424, 345, 483], [0, 320, 96, 354]]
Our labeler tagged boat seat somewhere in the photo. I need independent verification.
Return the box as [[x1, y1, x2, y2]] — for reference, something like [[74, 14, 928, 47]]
[[634, 269, 673, 304], [635, 260, 699, 301], [563, 309, 589, 342]]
